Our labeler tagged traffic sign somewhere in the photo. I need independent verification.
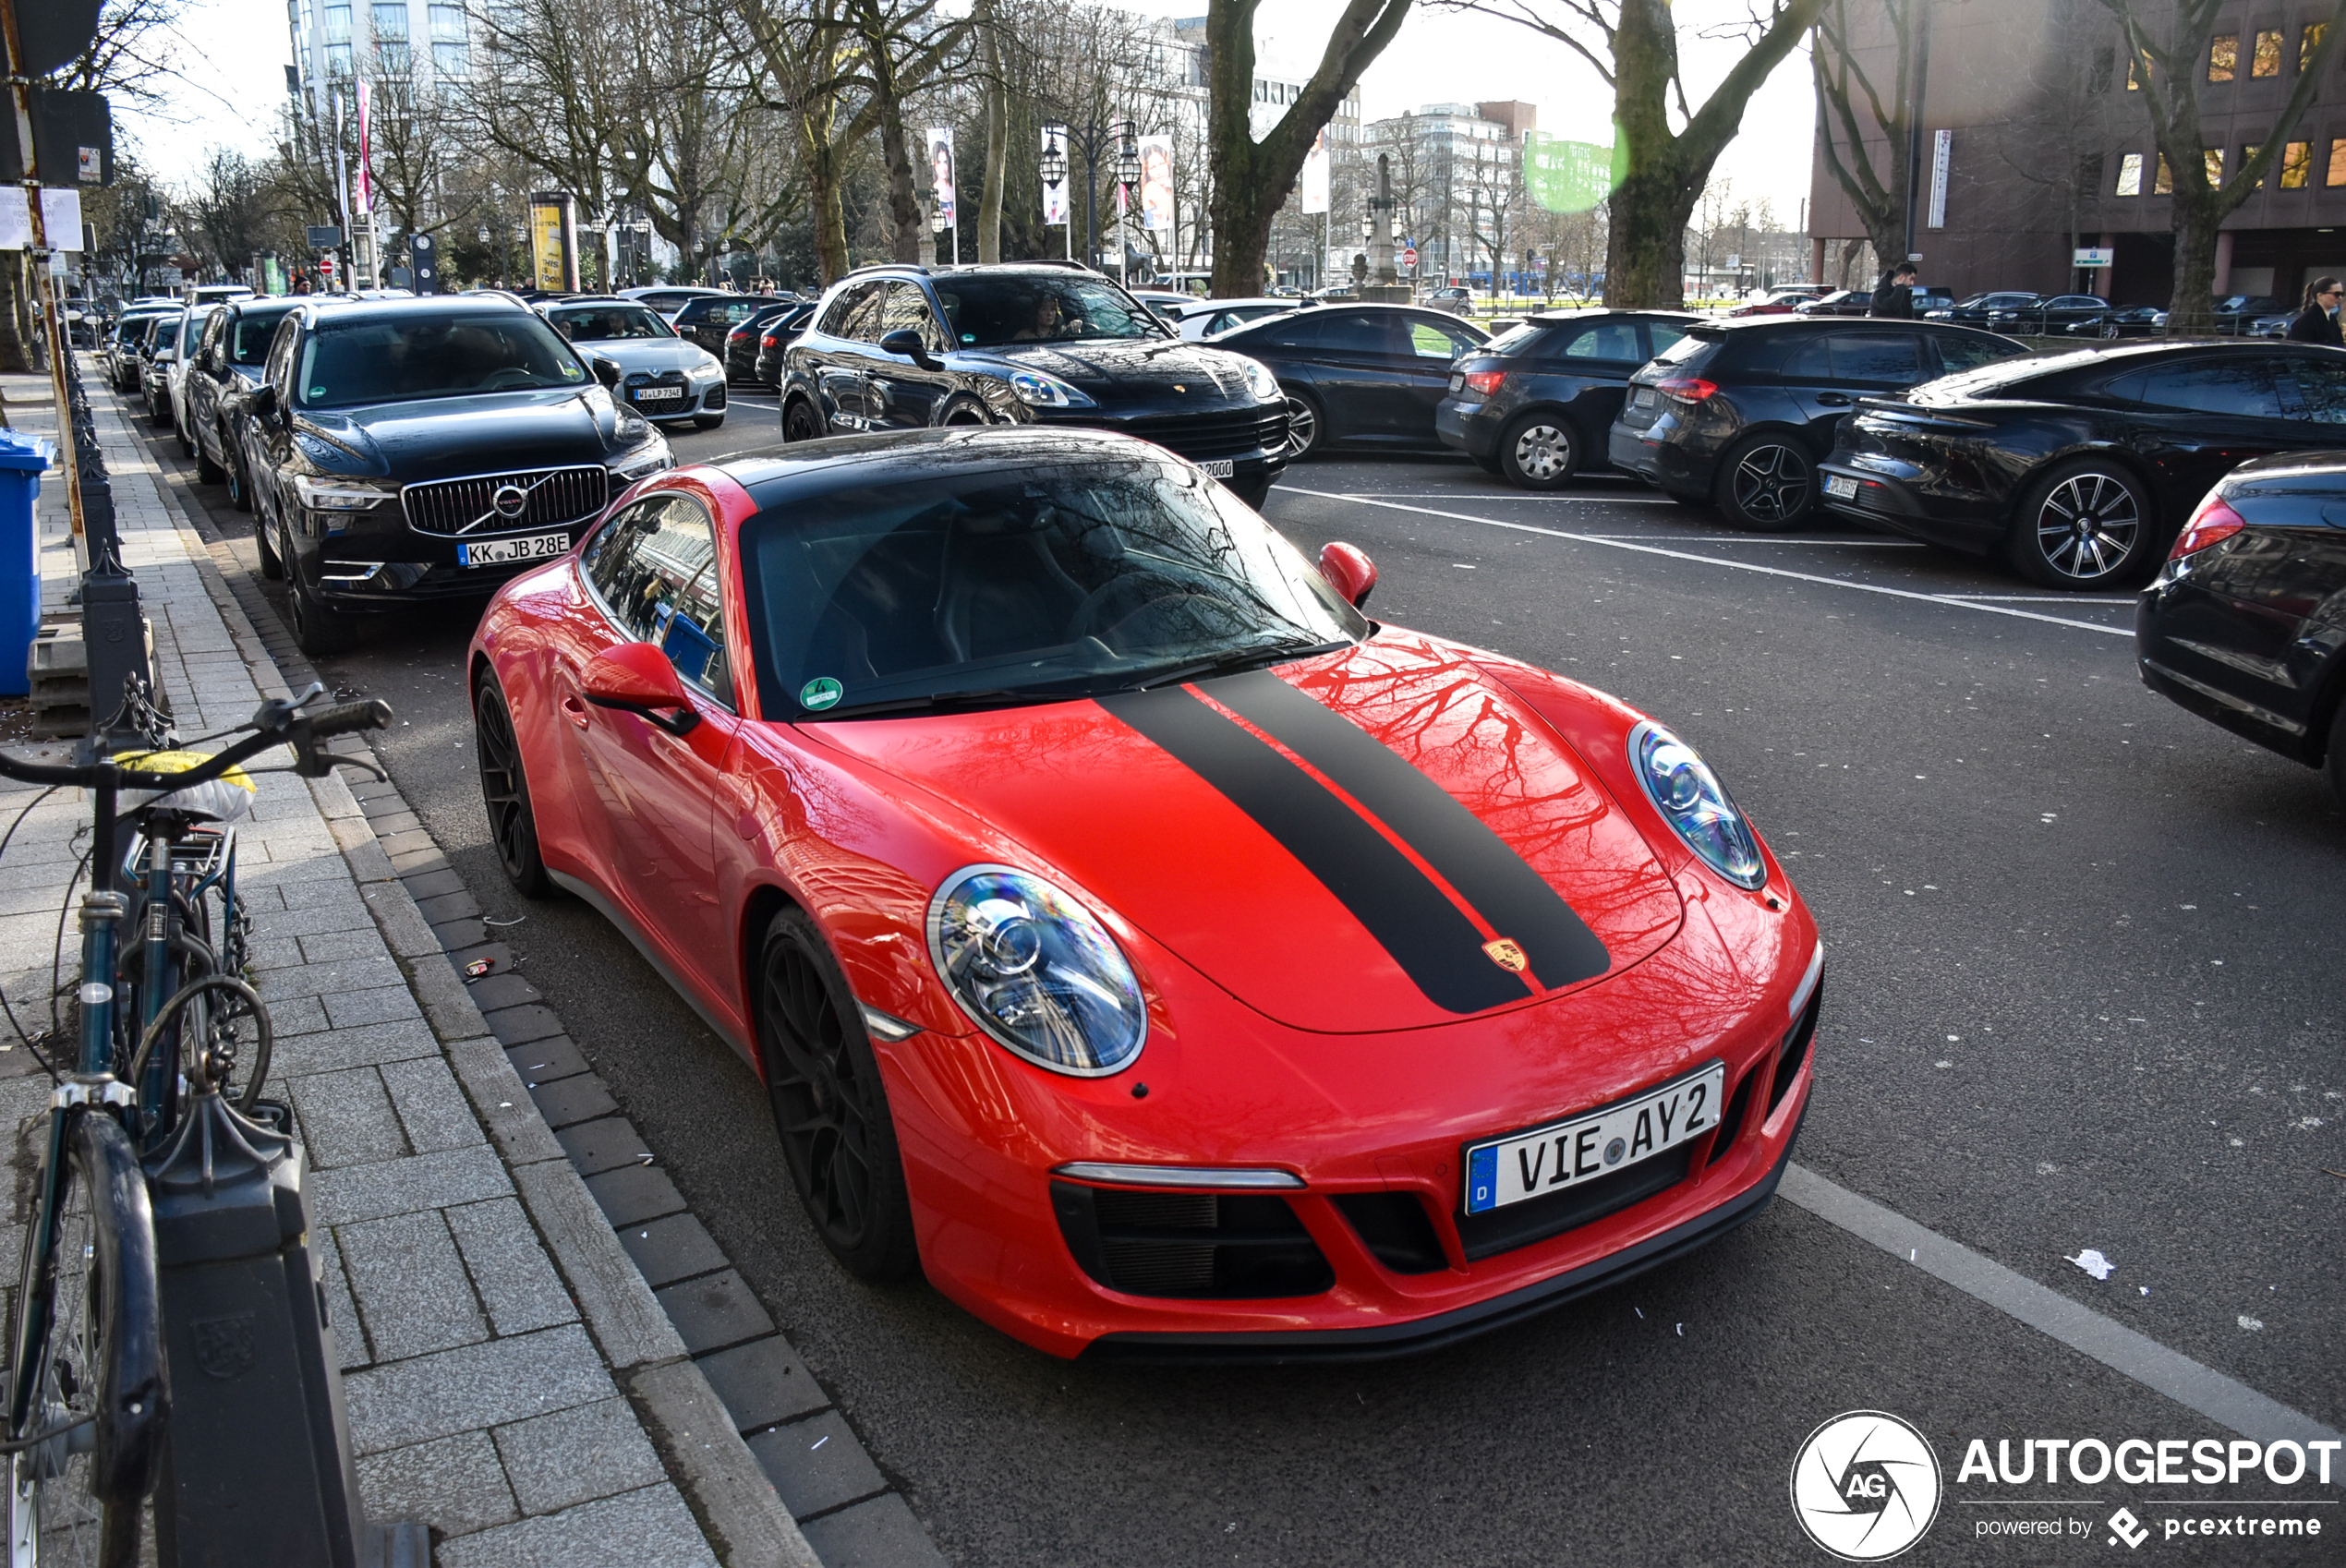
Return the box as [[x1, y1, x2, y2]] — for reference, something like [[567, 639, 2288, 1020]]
[[1401, 246, 1418, 267], [307, 224, 343, 249]]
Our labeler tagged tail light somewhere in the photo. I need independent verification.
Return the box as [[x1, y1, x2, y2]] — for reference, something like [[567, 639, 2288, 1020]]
[[1657, 377, 1719, 402], [761, 333, 780, 348], [2171, 494, 2246, 560], [1461, 369, 1506, 397]]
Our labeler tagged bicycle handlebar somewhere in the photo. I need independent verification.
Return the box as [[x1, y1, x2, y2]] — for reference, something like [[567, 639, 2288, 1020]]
[[0, 694, 394, 791]]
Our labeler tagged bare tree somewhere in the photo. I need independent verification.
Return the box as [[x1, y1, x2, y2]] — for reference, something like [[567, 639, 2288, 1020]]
[[1810, 0, 1925, 302]]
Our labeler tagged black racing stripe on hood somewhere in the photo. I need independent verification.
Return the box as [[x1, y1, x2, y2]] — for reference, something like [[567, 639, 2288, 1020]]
[[1202, 669, 1611, 992], [1097, 685, 1529, 1015]]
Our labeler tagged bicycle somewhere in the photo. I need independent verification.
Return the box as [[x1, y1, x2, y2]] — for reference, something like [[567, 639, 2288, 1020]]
[[0, 685, 389, 1567]]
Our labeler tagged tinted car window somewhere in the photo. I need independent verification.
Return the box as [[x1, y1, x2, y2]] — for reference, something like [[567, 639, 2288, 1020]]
[[227, 304, 297, 364], [1930, 332, 2024, 372], [931, 276, 1160, 345], [2122, 358, 2282, 418], [546, 305, 673, 341], [1653, 332, 1720, 372], [1316, 313, 1394, 353], [879, 282, 948, 351], [294, 310, 586, 408], [1829, 333, 1922, 383], [819, 282, 883, 340], [2273, 359, 2346, 421], [582, 496, 733, 703], [1647, 322, 1688, 356], [1407, 318, 1476, 358], [1557, 321, 1642, 364], [1254, 314, 1326, 348]]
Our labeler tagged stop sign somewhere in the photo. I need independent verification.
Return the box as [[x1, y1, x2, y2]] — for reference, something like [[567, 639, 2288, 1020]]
[[1401, 246, 1418, 267]]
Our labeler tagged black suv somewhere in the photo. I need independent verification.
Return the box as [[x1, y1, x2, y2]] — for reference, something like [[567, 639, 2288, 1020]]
[[1434, 309, 1696, 488], [232, 296, 675, 655], [185, 295, 303, 512], [780, 263, 1289, 506], [1606, 316, 2026, 529], [672, 293, 791, 357]]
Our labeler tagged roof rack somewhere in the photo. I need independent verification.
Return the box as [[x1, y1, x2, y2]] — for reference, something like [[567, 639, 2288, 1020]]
[[840, 261, 927, 280]]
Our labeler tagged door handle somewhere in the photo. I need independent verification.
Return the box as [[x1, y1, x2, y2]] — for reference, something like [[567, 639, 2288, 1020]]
[[562, 694, 590, 730], [1817, 392, 1852, 406]]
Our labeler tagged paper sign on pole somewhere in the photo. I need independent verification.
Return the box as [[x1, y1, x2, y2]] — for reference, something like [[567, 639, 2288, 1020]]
[[927, 127, 956, 225], [1041, 127, 1070, 225], [1301, 127, 1330, 215], [0, 189, 29, 249], [42, 188, 81, 246]]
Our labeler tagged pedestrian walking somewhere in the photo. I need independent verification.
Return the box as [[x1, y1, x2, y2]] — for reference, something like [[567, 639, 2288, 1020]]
[[1869, 262, 1919, 318], [2286, 276, 2344, 344]]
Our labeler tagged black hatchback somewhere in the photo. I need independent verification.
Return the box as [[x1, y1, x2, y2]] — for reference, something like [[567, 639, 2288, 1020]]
[[2137, 452, 2346, 804], [780, 263, 1289, 507], [1433, 309, 1695, 488], [1607, 317, 2025, 529], [1208, 304, 1487, 459]]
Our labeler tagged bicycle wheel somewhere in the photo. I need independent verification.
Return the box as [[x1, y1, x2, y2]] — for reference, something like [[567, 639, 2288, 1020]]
[[6, 1115, 165, 1568]]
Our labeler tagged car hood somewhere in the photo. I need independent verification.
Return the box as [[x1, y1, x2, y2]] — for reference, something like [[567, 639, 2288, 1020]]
[[293, 387, 629, 480], [574, 339, 715, 376], [805, 632, 1686, 1033], [961, 338, 1257, 400]]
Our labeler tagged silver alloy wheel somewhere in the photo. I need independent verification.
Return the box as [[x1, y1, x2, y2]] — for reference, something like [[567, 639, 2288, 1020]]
[[1509, 422, 1571, 482], [1729, 442, 1809, 524], [2100, 320, 2121, 340], [1284, 395, 1318, 456], [2034, 470, 2141, 581]]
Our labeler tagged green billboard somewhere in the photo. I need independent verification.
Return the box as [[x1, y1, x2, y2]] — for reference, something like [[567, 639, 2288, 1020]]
[[1524, 132, 1622, 213]]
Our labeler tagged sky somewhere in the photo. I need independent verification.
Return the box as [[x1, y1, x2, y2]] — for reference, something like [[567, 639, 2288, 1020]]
[[140, 0, 1819, 224]]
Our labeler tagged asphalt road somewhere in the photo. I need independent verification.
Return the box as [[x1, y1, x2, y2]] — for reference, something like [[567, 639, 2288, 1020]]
[[136, 388, 2343, 1566]]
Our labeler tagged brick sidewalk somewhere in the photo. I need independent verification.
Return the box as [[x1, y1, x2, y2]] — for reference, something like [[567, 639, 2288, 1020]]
[[0, 367, 816, 1566]]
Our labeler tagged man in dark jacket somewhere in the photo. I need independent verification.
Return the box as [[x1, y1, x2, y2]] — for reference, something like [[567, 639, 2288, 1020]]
[[2287, 277, 2343, 344], [1869, 262, 1920, 319]]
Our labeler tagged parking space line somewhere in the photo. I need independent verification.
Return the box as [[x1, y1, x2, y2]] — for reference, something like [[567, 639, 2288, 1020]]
[[1941, 594, 2138, 605], [1300, 490, 1680, 504], [1781, 1165, 2341, 1446], [1279, 487, 2133, 639], [1578, 535, 1925, 547]]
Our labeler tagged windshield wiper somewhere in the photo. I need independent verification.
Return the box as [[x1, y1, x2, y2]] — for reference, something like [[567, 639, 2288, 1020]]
[[805, 688, 1064, 720], [1127, 637, 1352, 693]]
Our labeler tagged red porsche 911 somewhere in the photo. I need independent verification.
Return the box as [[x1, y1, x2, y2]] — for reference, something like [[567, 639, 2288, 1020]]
[[468, 427, 1822, 1360]]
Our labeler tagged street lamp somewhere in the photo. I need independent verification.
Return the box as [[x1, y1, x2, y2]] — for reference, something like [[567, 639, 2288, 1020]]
[[1040, 139, 1067, 190]]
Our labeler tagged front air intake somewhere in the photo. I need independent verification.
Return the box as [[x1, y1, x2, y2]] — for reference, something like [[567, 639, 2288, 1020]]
[[1051, 1182, 1335, 1299]]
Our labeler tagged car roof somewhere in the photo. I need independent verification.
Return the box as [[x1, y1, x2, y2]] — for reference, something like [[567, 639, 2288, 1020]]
[[706, 426, 1184, 511], [1503, 308, 1696, 323], [297, 295, 539, 323]]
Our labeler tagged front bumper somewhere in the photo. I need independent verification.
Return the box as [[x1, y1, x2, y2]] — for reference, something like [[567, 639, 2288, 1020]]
[[1041, 403, 1290, 480], [299, 471, 630, 610], [622, 378, 726, 421]]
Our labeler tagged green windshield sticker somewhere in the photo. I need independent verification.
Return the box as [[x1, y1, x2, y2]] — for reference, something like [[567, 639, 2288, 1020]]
[[308, 386, 326, 398], [562, 364, 582, 378], [800, 677, 843, 711]]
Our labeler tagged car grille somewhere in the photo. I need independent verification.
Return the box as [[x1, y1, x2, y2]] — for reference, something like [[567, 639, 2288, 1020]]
[[401, 464, 608, 537], [1051, 1181, 1334, 1299], [1094, 407, 1289, 462]]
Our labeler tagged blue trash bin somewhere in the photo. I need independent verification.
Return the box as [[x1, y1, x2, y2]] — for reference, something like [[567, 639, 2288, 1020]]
[[0, 430, 56, 698]]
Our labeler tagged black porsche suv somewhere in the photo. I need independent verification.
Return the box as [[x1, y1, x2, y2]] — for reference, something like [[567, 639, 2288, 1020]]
[[779, 262, 1289, 506], [232, 296, 674, 655]]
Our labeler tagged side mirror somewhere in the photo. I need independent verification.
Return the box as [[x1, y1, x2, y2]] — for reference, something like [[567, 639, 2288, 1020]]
[[590, 355, 623, 388], [1318, 541, 1378, 609], [877, 328, 939, 370], [581, 642, 700, 736], [233, 383, 278, 421]]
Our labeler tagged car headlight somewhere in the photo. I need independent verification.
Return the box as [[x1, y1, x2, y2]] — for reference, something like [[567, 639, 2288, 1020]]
[[610, 431, 672, 480], [1628, 721, 1766, 889], [1228, 354, 1281, 402], [689, 357, 723, 381], [925, 864, 1146, 1076], [293, 474, 394, 512], [1006, 368, 1096, 408]]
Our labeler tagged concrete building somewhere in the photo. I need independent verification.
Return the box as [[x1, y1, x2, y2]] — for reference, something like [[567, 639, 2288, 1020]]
[[1808, 0, 2346, 308], [1362, 102, 1530, 285], [288, 0, 473, 112]]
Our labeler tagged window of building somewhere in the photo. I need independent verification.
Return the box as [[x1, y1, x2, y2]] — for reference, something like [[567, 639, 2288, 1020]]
[[427, 2, 464, 39], [2208, 33, 2237, 81], [322, 1, 350, 41], [2306, 23, 2330, 71], [2205, 147, 2224, 185], [2090, 47, 2115, 92], [370, 0, 406, 40], [2155, 153, 2173, 194], [2245, 143, 2262, 186], [325, 41, 352, 76], [431, 40, 467, 74], [2283, 140, 2312, 187], [2328, 139, 2346, 186], [2115, 152, 2144, 195], [2078, 151, 2105, 191], [2128, 53, 2142, 89], [377, 40, 410, 75], [2253, 30, 2282, 76]]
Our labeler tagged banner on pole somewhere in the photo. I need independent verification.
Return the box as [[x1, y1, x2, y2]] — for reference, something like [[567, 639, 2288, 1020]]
[[1522, 132, 1616, 214], [1137, 135, 1174, 232], [1300, 127, 1330, 215], [1041, 127, 1070, 225], [354, 80, 374, 215], [927, 127, 956, 226], [528, 192, 576, 291]]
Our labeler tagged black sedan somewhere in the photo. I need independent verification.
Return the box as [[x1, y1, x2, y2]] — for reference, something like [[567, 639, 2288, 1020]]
[[780, 264, 1289, 508], [1986, 295, 2109, 333], [738, 302, 814, 386], [2062, 304, 2165, 340], [1433, 309, 1695, 488], [1924, 291, 2046, 328], [2211, 295, 2288, 335], [232, 296, 674, 655], [1794, 289, 1876, 318], [1607, 316, 2026, 529], [672, 293, 792, 357], [1210, 303, 1487, 460], [2136, 453, 2346, 803], [185, 295, 300, 512], [1820, 341, 2346, 589]]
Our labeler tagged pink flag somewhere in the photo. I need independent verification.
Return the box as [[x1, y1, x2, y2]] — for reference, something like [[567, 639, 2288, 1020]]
[[355, 80, 374, 215]]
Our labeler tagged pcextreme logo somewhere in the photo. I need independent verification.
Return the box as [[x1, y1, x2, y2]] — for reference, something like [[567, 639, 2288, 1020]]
[[1791, 1410, 1945, 1562]]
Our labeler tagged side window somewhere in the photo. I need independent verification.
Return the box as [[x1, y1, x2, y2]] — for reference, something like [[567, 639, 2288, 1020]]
[[818, 283, 880, 339], [2271, 359, 2346, 422], [2134, 358, 2282, 418], [581, 497, 735, 704], [1781, 333, 1833, 380], [1931, 332, 2024, 372], [265, 320, 298, 399], [1558, 321, 1643, 364], [1260, 314, 1326, 349], [1827, 332, 1923, 384], [1316, 313, 1392, 353], [1644, 322, 1688, 358], [879, 282, 947, 351], [1408, 319, 1474, 358], [198, 309, 226, 368]]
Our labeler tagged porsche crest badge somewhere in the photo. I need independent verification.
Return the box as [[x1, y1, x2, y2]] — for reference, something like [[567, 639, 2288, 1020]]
[[1481, 938, 1529, 974], [1173, 384, 1188, 392]]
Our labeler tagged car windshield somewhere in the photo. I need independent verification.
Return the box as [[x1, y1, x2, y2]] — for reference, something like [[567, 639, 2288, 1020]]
[[931, 276, 1167, 347], [738, 453, 1366, 718], [296, 310, 586, 408], [547, 305, 673, 342], [228, 305, 297, 365]]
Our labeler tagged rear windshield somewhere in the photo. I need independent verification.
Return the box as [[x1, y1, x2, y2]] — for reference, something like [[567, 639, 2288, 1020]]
[[227, 305, 297, 365], [930, 276, 1167, 347], [1481, 323, 1548, 356], [1651, 332, 1720, 374], [296, 310, 585, 408]]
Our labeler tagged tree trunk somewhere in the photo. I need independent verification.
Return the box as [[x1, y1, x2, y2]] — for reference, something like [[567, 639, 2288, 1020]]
[[0, 261, 30, 375], [2169, 197, 2220, 334], [1603, 161, 1697, 308], [803, 129, 851, 284], [978, 7, 1007, 265]]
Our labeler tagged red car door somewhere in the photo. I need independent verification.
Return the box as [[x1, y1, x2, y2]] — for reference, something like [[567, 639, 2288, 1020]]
[[559, 492, 741, 1002]]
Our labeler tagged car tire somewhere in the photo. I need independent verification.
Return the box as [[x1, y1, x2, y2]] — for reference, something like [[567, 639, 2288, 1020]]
[[1283, 389, 1326, 459], [1713, 433, 1817, 531], [226, 448, 254, 513], [287, 569, 357, 657], [175, 413, 196, 460], [474, 673, 558, 899], [939, 400, 988, 426], [782, 397, 823, 442], [194, 438, 224, 485], [255, 501, 285, 579], [694, 412, 724, 430], [1469, 449, 1504, 476], [756, 906, 919, 1283], [2004, 460, 2158, 590], [2100, 320, 2122, 341], [1498, 412, 1578, 490]]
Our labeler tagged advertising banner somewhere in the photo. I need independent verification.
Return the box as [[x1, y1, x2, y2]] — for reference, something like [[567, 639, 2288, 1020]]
[[1137, 135, 1174, 232], [1301, 127, 1330, 215], [927, 127, 956, 226], [354, 80, 373, 215], [529, 192, 576, 292], [1041, 127, 1070, 225], [1523, 132, 1616, 214]]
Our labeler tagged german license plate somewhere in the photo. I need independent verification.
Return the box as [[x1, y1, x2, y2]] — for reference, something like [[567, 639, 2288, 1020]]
[[1462, 1062, 1726, 1214], [1202, 459, 1236, 477], [632, 387, 683, 404], [1825, 474, 1859, 500], [459, 530, 570, 568], [1631, 387, 1655, 408]]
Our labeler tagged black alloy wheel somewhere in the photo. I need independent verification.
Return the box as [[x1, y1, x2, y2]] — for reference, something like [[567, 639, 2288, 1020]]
[[1283, 390, 1325, 459], [474, 675, 557, 899], [254, 500, 284, 580], [286, 566, 357, 657], [2099, 320, 2122, 341], [782, 398, 823, 442], [757, 908, 919, 1281], [2007, 461, 2153, 589], [1500, 412, 1578, 490], [1716, 433, 1816, 530], [193, 433, 224, 485], [225, 447, 253, 513]]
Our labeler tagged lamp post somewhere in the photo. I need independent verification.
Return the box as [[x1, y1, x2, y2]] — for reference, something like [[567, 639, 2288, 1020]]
[[1040, 132, 1070, 261], [1041, 110, 1128, 271], [1115, 128, 1142, 286]]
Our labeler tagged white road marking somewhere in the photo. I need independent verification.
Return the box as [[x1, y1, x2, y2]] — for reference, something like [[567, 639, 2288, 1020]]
[[1279, 486, 2132, 639], [1782, 1165, 2340, 1446], [1305, 490, 1681, 504], [1578, 534, 1926, 548], [1941, 594, 2138, 605]]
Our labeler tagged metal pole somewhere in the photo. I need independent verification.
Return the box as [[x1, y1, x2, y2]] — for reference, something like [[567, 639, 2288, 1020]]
[[0, 0, 90, 555]]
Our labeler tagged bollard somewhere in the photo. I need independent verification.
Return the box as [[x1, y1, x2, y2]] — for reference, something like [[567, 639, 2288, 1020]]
[[143, 1086, 422, 1567], [79, 559, 150, 756]]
